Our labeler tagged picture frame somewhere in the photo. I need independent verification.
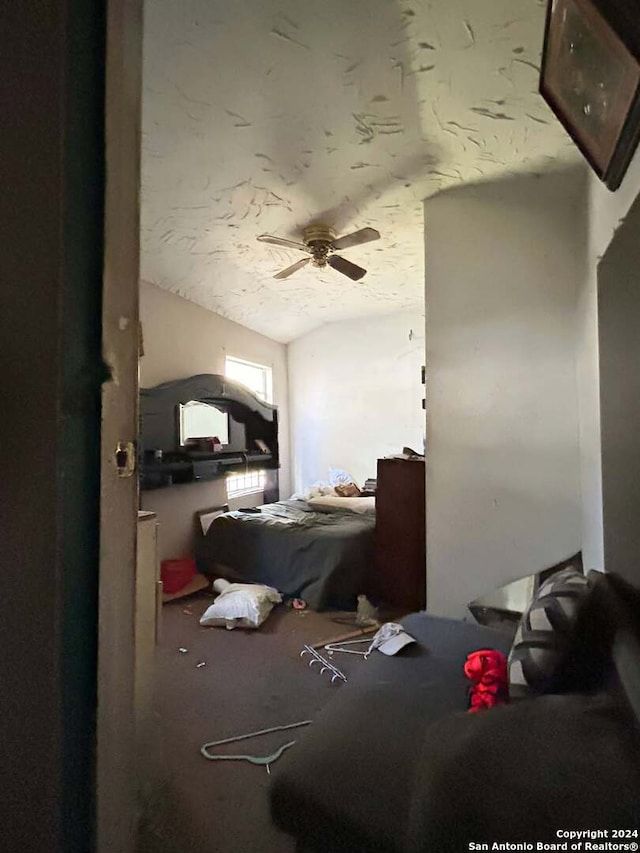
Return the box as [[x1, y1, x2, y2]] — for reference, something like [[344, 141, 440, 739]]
[[540, 0, 640, 191]]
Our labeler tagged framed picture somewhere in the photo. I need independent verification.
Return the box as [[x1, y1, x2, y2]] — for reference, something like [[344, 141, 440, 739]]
[[540, 0, 640, 190]]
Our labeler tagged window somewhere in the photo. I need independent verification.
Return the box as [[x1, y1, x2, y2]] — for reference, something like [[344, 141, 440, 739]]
[[227, 469, 266, 499], [225, 356, 273, 403], [225, 357, 272, 497]]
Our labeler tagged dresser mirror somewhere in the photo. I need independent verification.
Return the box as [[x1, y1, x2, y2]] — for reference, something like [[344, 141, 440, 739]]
[[178, 401, 229, 446]]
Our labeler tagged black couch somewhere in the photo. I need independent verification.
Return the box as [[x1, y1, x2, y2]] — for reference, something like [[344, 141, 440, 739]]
[[270, 573, 640, 853]]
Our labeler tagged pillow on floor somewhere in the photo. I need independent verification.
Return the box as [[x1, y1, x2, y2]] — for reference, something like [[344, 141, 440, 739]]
[[508, 565, 590, 699]]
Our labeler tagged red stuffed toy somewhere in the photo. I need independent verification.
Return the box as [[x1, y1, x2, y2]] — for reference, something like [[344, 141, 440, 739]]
[[463, 649, 509, 713]]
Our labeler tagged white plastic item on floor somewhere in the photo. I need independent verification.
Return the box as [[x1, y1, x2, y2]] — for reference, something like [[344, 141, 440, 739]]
[[366, 622, 416, 656], [199, 579, 282, 630]]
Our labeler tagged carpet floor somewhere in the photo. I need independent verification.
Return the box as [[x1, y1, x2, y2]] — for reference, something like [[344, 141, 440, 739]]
[[138, 591, 374, 853]]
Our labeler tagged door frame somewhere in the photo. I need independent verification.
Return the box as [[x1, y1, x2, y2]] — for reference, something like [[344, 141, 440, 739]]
[[1, 0, 144, 848], [96, 0, 143, 851]]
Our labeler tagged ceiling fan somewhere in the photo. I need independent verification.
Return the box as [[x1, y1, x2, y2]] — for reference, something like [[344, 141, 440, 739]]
[[257, 224, 381, 281]]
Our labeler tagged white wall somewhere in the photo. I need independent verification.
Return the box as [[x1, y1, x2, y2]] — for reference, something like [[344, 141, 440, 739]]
[[288, 312, 425, 493], [577, 147, 640, 573], [424, 169, 586, 618], [139, 280, 290, 560]]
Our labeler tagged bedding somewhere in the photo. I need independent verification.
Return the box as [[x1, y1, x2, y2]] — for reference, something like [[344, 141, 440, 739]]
[[194, 499, 375, 610], [307, 495, 375, 514]]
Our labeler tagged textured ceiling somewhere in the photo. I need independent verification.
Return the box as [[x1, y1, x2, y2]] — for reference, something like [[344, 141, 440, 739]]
[[141, 0, 578, 343]]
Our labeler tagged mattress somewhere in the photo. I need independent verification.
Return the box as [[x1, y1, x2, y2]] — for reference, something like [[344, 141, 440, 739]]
[[194, 499, 375, 610]]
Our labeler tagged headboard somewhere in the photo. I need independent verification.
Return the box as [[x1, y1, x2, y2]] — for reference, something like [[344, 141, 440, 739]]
[[139, 374, 279, 493]]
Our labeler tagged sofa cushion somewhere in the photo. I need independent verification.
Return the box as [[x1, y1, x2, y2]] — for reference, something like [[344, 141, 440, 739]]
[[508, 565, 589, 699], [270, 613, 513, 853], [406, 692, 640, 852]]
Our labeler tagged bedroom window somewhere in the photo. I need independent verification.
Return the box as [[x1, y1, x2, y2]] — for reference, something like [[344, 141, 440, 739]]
[[225, 357, 272, 497], [227, 469, 266, 498], [225, 356, 273, 403]]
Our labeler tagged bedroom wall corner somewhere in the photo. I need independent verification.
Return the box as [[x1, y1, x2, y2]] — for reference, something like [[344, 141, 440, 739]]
[[138, 281, 290, 561], [424, 167, 586, 618], [287, 312, 426, 493]]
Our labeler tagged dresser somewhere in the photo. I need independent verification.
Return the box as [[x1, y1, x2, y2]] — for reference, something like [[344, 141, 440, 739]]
[[372, 458, 426, 612]]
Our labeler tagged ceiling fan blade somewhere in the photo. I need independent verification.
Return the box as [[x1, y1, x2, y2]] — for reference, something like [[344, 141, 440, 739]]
[[273, 257, 311, 280], [331, 227, 380, 250], [257, 233, 309, 252], [328, 254, 367, 281]]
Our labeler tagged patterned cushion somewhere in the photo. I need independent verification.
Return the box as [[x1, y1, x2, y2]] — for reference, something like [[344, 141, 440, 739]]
[[508, 566, 590, 699]]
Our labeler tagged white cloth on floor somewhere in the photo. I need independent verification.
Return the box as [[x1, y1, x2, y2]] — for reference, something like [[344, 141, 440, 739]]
[[200, 580, 282, 629]]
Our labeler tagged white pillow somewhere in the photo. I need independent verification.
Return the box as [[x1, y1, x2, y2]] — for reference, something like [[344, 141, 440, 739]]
[[291, 482, 337, 501], [328, 468, 357, 486], [199, 581, 282, 629], [307, 495, 375, 515]]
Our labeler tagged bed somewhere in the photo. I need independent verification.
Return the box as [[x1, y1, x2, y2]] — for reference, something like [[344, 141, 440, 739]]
[[194, 498, 376, 610]]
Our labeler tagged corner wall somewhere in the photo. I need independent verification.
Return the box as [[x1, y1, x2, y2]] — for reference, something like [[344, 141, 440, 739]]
[[287, 312, 425, 492], [424, 169, 586, 617], [139, 280, 290, 560], [577, 148, 640, 573]]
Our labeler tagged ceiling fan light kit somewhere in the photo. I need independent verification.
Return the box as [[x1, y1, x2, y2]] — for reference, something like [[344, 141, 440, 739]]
[[257, 224, 380, 282]]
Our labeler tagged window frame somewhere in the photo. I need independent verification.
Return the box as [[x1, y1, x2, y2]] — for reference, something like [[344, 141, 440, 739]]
[[224, 356, 273, 497], [226, 468, 266, 499], [224, 355, 273, 404]]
